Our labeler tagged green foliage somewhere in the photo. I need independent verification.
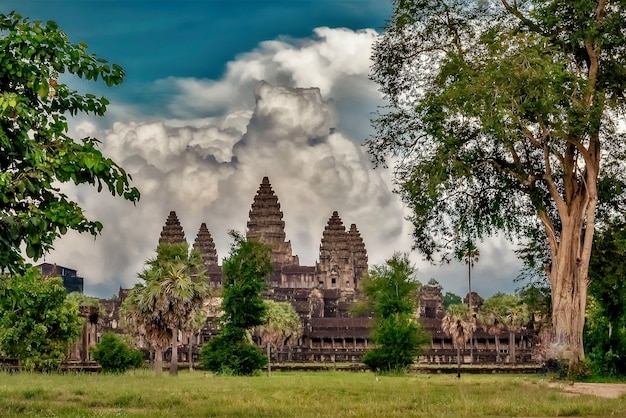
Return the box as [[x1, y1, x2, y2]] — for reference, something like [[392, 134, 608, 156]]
[[368, 0, 626, 360], [360, 253, 428, 372], [90, 332, 144, 373], [202, 231, 272, 375], [0, 267, 83, 371], [363, 313, 430, 373], [585, 220, 626, 377], [443, 292, 462, 310], [0, 12, 139, 273], [361, 252, 419, 318], [200, 333, 267, 376], [256, 300, 302, 348], [442, 303, 476, 348], [123, 241, 209, 374]]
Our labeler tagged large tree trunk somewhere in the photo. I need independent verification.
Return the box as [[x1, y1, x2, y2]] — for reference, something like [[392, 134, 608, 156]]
[[539, 156, 599, 362], [170, 328, 178, 376]]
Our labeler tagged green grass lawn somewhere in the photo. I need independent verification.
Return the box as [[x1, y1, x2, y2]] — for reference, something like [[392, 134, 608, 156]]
[[0, 370, 624, 417]]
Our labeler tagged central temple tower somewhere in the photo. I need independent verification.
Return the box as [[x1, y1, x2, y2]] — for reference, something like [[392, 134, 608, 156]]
[[246, 176, 299, 266]]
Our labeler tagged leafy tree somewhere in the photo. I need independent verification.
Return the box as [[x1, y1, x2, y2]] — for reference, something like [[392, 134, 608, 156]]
[[369, 0, 626, 362], [0, 12, 139, 273], [91, 332, 144, 373], [201, 232, 271, 375], [124, 242, 208, 376], [584, 220, 626, 377], [442, 303, 476, 378], [0, 267, 83, 371], [254, 300, 302, 376], [360, 252, 430, 372]]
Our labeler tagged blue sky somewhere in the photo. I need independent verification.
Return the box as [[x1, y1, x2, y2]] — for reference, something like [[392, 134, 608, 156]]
[[4, 1, 521, 298]]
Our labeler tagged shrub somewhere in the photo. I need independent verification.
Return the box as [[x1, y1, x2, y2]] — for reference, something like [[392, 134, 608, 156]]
[[91, 333, 144, 373], [201, 334, 267, 376], [362, 314, 430, 373]]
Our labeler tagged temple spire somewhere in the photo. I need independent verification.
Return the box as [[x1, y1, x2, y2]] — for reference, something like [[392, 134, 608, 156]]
[[246, 176, 298, 265], [159, 210, 186, 244], [193, 223, 218, 267]]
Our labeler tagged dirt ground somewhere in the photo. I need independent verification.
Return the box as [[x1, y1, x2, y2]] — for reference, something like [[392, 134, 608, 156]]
[[548, 382, 626, 398]]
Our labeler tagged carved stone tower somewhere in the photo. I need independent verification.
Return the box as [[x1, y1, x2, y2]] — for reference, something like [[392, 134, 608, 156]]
[[159, 210, 186, 244], [317, 211, 356, 290], [246, 176, 299, 265], [193, 222, 222, 287], [193, 223, 218, 268], [348, 223, 368, 286]]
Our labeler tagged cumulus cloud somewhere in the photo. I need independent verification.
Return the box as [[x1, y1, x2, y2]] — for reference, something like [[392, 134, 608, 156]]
[[46, 27, 520, 299]]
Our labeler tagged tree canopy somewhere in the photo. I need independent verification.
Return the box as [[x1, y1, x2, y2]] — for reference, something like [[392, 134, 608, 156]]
[[124, 242, 208, 375], [202, 232, 271, 375], [0, 12, 139, 272], [360, 253, 430, 372], [369, 0, 626, 361], [0, 267, 83, 371]]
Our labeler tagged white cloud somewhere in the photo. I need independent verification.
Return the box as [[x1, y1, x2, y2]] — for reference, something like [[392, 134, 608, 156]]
[[47, 27, 521, 299]]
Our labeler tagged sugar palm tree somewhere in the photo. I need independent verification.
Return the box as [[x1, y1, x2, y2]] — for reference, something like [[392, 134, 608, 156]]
[[120, 284, 171, 374], [502, 301, 530, 364], [186, 307, 207, 371], [442, 303, 476, 378], [478, 296, 505, 362], [458, 241, 480, 311], [479, 293, 530, 364], [126, 242, 209, 376], [254, 300, 302, 376]]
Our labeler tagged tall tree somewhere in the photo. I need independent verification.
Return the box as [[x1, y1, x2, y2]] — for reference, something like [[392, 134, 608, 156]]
[[0, 12, 139, 272], [360, 252, 430, 372], [0, 267, 83, 371], [442, 303, 476, 378], [254, 300, 302, 376], [123, 242, 208, 376], [457, 241, 479, 311], [201, 232, 271, 376], [369, 0, 626, 362]]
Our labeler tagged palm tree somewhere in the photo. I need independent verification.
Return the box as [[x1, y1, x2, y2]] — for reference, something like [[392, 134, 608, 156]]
[[186, 307, 207, 371], [478, 296, 505, 362], [254, 300, 302, 376], [503, 301, 530, 364], [441, 303, 476, 378], [120, 284, 171, 375], [479, 293, 530, 364], [458, 241, 479, 362], [459, 241, 480, 311], [126, 242, 209, 376]]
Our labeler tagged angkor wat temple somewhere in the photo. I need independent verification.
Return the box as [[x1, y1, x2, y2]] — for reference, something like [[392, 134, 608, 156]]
[[89, 176, 535, 366]]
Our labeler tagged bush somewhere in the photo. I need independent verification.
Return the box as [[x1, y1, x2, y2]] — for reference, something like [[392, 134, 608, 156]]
[[201, 334, 267, 376], [91, 333, 144, 373], [362, 314, 429, 373]]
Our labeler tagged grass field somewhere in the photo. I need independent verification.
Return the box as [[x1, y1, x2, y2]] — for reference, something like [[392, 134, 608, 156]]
[[0, 370, 624, 417]]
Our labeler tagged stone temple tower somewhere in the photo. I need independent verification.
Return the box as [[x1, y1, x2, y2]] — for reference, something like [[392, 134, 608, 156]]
[[193, 222, 218, 268], [246, 176, 299, 266], [159, 210, 186, 245], [317, 211, 367, 290]]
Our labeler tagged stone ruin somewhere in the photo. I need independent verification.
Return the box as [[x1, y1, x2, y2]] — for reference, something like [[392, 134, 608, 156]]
[[96, 176, 535, 365]]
